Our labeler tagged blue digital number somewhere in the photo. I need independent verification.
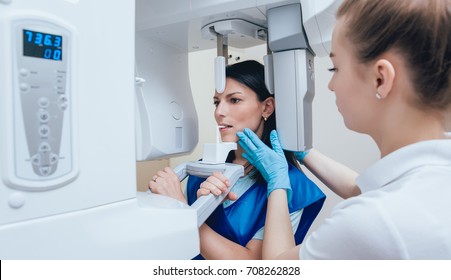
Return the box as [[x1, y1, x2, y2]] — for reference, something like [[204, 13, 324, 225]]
[[54, 36, 62, 47], [53, 50, 62, 60], [25, 31, 33, 42], [34, 32, 43, 45], [44, 49, 52, 59], [44, 34, 52, 46]]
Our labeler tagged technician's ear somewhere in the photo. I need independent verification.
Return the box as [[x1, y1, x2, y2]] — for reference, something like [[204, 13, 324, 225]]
[[374, 59, 395, 99], [262, 96, 275, 117]]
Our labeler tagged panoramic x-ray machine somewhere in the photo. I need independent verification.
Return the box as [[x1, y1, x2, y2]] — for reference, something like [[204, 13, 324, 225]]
[[0, 0, 339, 259]]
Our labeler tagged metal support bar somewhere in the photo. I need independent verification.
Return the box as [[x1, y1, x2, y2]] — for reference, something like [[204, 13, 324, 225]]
[[216, 33, 228, 65]]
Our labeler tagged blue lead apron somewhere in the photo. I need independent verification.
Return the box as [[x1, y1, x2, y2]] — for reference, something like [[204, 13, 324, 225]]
[[186, 163, 325, 259]]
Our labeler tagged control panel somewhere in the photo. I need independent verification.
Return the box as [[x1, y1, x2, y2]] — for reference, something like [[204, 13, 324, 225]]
[[8, 19, 77, 190]]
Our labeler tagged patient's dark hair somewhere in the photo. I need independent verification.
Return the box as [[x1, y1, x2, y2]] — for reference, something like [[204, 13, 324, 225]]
[[225, 60, 301, 184]]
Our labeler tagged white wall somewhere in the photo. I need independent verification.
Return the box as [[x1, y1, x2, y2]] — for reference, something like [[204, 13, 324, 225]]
[[168, 46, 380, 235]]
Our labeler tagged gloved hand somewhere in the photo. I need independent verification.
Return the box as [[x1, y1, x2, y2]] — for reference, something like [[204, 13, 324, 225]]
[[237, 128, 292, 204], [294, 149, 310, 164]]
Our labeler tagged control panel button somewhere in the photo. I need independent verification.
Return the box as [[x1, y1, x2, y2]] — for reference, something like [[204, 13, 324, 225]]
[[39, 166, 51, 176], [38, 97, 50, 108], [49, 153, 59, 165], [39, 125, 50, 137], [31, 153, 41, 166], [19, 68, 29, 78], [39, 142, 51, 153], [19, 83, 30, 92], [38, 109, 50, 123], [58, 95, 68, 110]]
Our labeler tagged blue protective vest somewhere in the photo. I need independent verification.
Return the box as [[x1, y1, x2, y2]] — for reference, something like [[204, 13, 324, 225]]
[[186, 163, 325, 259]]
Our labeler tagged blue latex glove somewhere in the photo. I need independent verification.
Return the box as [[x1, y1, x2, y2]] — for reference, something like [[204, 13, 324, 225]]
[[294, 150, 310, 164], [237, 128, 292, 204]]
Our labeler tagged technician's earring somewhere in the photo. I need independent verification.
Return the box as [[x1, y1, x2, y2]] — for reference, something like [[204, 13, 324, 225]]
[[375, 92, 382, 100], [263, 116, 268, 121]]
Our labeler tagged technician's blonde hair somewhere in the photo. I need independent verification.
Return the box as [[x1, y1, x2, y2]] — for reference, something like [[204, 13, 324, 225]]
[[337, 0, 451, 110]]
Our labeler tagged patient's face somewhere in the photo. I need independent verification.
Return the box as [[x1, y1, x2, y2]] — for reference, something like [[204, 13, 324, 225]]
[[213, 78, 266, 143]]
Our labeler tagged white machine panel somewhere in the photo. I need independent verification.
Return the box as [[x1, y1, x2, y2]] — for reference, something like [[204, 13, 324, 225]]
[[135, 35, 199, 161], [273, 49, 315, 151], [300, 0, 339, 57], [0, 1, 199, 259]]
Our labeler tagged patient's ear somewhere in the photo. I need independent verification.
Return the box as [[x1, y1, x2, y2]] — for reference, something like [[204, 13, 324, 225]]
[[263, 97, 275, 117]]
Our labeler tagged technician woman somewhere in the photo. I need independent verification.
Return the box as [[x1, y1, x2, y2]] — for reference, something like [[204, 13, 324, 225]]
[[210, 0, 451, 259], [149, 60, 325, 259]]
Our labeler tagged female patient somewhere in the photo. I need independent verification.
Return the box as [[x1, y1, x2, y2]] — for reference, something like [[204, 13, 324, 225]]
[[149, 60, 325, 259]]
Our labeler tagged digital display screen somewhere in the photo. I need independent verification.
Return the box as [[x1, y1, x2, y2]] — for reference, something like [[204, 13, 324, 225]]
[[23, 29, 63, 61]]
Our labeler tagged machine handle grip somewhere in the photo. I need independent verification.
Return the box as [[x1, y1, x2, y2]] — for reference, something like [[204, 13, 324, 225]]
[[172, 161, 244, 227], [173, 162, 188, 182]]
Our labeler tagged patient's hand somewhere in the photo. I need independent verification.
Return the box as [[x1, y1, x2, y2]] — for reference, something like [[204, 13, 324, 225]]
[[197, 172, 238, 201], [148, 166, 186, 203]]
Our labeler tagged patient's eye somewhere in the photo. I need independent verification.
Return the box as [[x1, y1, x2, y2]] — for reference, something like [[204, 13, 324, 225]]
[[230, 98, 241, 104]]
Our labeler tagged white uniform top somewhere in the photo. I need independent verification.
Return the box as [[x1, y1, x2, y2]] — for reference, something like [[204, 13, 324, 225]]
[[300, 139, 451, 259]]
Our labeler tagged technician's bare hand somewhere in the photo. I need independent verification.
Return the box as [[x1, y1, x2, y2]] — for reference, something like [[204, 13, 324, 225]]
[[149, 166, 186, 203]]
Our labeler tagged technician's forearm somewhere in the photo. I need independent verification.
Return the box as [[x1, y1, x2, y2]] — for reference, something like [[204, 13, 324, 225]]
[[303, 149, 360, 199], [262, 189, 296, 260]]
